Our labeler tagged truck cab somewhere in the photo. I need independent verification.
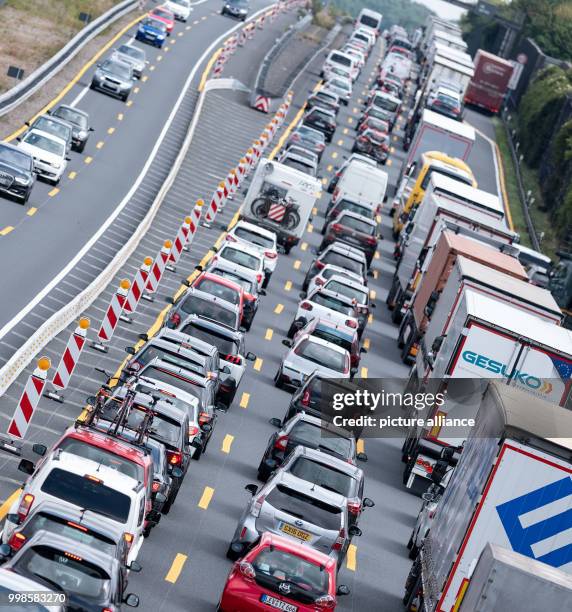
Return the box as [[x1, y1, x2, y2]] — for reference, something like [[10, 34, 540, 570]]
[[549, 255, 572, 326]]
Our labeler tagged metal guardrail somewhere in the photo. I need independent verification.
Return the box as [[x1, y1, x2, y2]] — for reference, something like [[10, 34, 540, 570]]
[[0, 0, 138, 117]]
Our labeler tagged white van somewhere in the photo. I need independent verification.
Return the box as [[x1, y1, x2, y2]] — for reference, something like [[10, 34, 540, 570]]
[[331, 160, 389, 212], [322, 50, 359, 81], [356, 8, 382, 36]]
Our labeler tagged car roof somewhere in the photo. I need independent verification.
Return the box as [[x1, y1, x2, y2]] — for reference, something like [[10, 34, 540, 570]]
[[326, 274, 368, 293], [322, 242, 367, 261], [140, 336, 210, 366], [219, 240, 263, 259], [25, 129, 66, 145], [288, 444, 362, 478], [258, 532, 336, 567], [133, 376, 201, 408], [233, 220, 277, 240], [182, 286, 239, 312], [34, 115, 72, 129], [295, 332, 349, 355], [307, 106, 336, 117], [196, 271, 243, 292], [310, 287, 357, 306], [278, 471, 347, 507], [207, 258, 258, 281], [282, 151, 318, 167], [130, 360, 209, 397], [55, 104, 89, 119], [154, 327, 218, 356], [313, 90, 339, 102], [318, 264, 364, 280], [296, 125, 325, 138], [180, 313, 243, 339]]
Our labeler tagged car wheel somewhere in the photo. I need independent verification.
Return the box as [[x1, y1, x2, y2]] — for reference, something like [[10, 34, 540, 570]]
[[122, 93, 129, 102], [77, 140, 86, 153], [286, 321, 300, 339], [226, 542, 242, 561], [192, 446, 202, 461], [274, 369, 284, 389], [162, 484, 179, 514], [408, 543, 419, 560], [351, 144, 357, 153], [257, 459, 272, 481], [283, 244, 293, 255]]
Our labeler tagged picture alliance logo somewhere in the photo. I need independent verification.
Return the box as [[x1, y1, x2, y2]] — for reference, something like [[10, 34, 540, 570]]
[[462, 350, 553, 392], [482, 62, 507, 76]]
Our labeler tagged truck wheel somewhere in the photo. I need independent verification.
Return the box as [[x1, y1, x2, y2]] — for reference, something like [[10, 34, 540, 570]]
[[408, 544, 419, 560], [386, 276, 399, 309]]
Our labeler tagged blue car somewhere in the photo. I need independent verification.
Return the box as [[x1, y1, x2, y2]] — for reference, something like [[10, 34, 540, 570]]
[[135, 17, 167, 48]]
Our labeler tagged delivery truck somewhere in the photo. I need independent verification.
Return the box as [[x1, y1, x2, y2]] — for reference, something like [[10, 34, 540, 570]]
[[464, 49, 514, 114], [422, 53, 475, 100], [419, 17, 462, 59], [459, 543, 572, 612], [240, 158, 321, 254], [403, 381, 572, 611]]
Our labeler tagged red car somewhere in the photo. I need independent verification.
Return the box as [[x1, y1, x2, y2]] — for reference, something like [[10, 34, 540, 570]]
[[358, 116, 389, 135], [191, 271, 246, 327], [218, 532, 350, 611], [150, 6, 175, 35]]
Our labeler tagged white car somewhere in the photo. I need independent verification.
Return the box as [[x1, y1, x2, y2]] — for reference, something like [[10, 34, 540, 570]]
[[7, 451, 147, 563], [17, 129, 68, 185], [343, 47, 366, 69], [224, 221, 278, 282], [307, 263, 366, 295], [323, 62, 353, 83], [165, 0, 192, 21], [323, 77, 353, 105]]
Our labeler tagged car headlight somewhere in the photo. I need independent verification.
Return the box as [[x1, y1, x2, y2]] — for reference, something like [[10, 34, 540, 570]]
[[158, 33, 165, 39], [77, 130, 88, 139], [14, 176, 31, 186]]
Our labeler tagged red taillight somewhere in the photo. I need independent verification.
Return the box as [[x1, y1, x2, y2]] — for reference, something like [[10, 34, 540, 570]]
[[301, 302, 313, 311], [358, 136, 368, 142], [315, 260, 325, 271], [365, 236, 377, 246], [226, 234, 238, 242], [238, 561, 256, 580], [102, 608, 113, 612], [315, 595, 336, 609], [152, 481, 161, 493], [169, 312, 181, 328], [167, 450, 183, 466], [291, 133, 300, 142], [17, 494, 34, 522], [348, 500, 361, 515], [333, 187, 339, 199], [256, 274, 263, 284], [265, 251, 277, 259], [350, 353, 359, 367], [332, 528, 346, 550], [301, 389, 311, 406], [198, 412, 210, 426], [331, 223, 342, 233], [188, 425, 199, 437], [317, 143, 326, 151], [346, 319, 358, 328], [223, 353, 242, 365], [315, 277, 325, 286], [274, 435, 288, 451], [8, 531, 26, 551]]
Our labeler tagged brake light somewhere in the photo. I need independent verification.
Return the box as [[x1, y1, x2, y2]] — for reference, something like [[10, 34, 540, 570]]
[[85, 474, 102, 483], [167, 450, 183, 466], [348, 500, 361, 515], [152, 481, 161, 493], [315, 277, 325, 286], [238, 561, 256, 580], [301, 302, 313, 311], [103, 608, 113, 612], [315, 594, 336, 609], [66, 521, 88, 533], [252, 492, 267, 518], [332, 527, 346, 550], [223, 354, 242, 365], [256, 274, 263, 284], [301, 389, 311, 406], [198, 411, 210, 426], [226, 235, 238, 242], [333, 187, 339, 199], [331, 223, 342, 233], [168, 312, 181, 328], [265, 251, 277, 259], [188, 425, 200, 437], [124, 532, 134, 546], [291, 133, 300, 142], [315, 260, 325, 270], [274, 435, 288, 451], [8, 531, 26, 551], [64, 551, 83, 561], [17, 494, 34, 522], [346, 319, 358, 328], [365, 236, 377, 246], [350, 353, 359, 367], [317, 143, 325, 151]]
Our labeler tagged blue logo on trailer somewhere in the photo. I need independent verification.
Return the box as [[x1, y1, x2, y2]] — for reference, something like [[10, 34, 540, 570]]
[[496, 476, 572, 568]]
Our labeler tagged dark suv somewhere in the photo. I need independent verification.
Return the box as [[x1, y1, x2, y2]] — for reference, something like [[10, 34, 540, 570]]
[[0, 142, 35, 204], [303, 107, 337, 142]]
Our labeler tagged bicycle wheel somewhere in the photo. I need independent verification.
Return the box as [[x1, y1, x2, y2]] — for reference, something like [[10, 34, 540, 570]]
[[252, 197, 270, 219], [283, 209, 300, 230]]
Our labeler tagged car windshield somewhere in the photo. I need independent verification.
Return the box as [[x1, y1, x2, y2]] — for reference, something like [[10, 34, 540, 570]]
[[102, 59, 131, 78], [210, 268, 253, 292], [315, 93, 336, 105], [181, 324, 239, 356], [34, 118, 70, 140], [56, 439, 143, 481], [22, 514, 117, 557], [252, 547, 329, 599], [339, 215, 376, 235], [282, 158, 315, 176], [41, 468, 131, 523], [180, 295, 238, 328], [295, 339, 347, 372], [364, 130, 387, 146], [322, 252, 364, 274], [289, 457, 353, 496], [53, 107, 88, 128], [0, 145, 31, 170], [126, 405, 182, 445], [330, 78, 350, 91], [153, 8, 172, 19], [297, 127, 324, 143], [234, 227, 274, 248], [195, 278, 240, 305], [220, 246, 260, 271], [23, 133, 64, 157], [138, 366, 207, 411], [308, 109, 333, 122], [118, 45, 144, 60], [331, 53, 352, 67], [135, 345, 206, 376], [366, 118, 388, 132], [312, 327, 353, 353], [266, 484, 342, 530], [360, 15, 378, 28], [335, 200, 374, 219], [18, 546, 111, 601], [373, 96, 399, 112], [143, 17, 166, 30], [326, 281, 367, 304], [311, 293, 353, 316], [290, 421, 352, 459], [436, 92, 461, 109]]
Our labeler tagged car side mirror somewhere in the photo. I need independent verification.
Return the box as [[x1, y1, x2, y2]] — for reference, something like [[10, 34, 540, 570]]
[[259, 288, 267, 296], [170, 467, 183, 478], [360, 347, 367, 353], [32, 443, 47, 456], [86, 395, 97, 406], [246, 352, 256, 361], [129, 560, 143, 573], [139, 333, 149, 342], [277, 246, 286, 255], [269, 417, 282, 427], [356, 452, 368, 462], [282, 339, 293, 348], [363, 497, 375, 508], [337, 585, 351, 596], [66, 156, 72, 161], [132, 76, 137, 81], [348, 525, 362, 537], [244, 483, 258, 495], [18, 459, 35, 475], [371, 302, 377, 308], [16, 137, 21, 142], [421, 492, 435, 502], [24, 121, 30, 127], [201, 423, 212, 433], [96, 63, 102, 68], [89, 127, 95, 132], [125, 346, 136, 355], [165, 296, 175, 305], [0, 544, 11, 560], [124, 593, 140, 608], [153, 493, 167, 506]]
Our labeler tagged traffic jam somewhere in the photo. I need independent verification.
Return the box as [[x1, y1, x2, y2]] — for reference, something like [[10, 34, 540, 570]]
[[1, 3, 572, 612]]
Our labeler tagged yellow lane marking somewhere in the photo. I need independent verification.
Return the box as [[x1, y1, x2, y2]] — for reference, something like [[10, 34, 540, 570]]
[[312, 207, 318, 215], [48, 187, 59, 197], [368, 313, 373, 324], [142, 75, 148, 82], [221, 434, 234, 454], [107, 127, 115, 135], [357, 98, 363, 105], [96, 141, 104, 149], [265, 328, 274, 341], [198, 47, 222, 92], [0, 226, 14, 236], [357, 439, 365, 454], [274, 303, 284, 314], [294, 260, 301, 269], [390, 146, 395, 153], [387, 158, 392, 166], [193, 19, 200, 24], [284, 280, 293, 291], [363, 338, 370, 350], [84, 156, 93, 164], [353, 107, 359, 114], [68, 171, 77, 179], [198, 486, 214, 509], [240, 392, 250, 409], [374, 251, 380, 260], [126, 100, 133, 107], [202, 15, 207, 20], [343, 127, 349, 134], [361, 367, 368, 378], [165, 553, 188, 583], [0, 489, 22, 520], [370, 290, 376, 300], [149, 65, 155, 71], [393, 135, 398, 142], [300, 243, 307, 252], [117, 113, 124, 121], [307, 224, 313, 233], [376, 214, 381, 223], [178, 31, 184, 36], [347, 117, 353, 124], [321, 177, 327, 186], [337, 139, 344, 146], [26, 207, 37, 216], [346, 544, 357, 571], [373, 270, 378, 279], [254, 358, 263, 371], [157, 55, 163, 62], [133, 86, 140, 94], [327, 164, 333, 172], [331, 151, 338, 159]]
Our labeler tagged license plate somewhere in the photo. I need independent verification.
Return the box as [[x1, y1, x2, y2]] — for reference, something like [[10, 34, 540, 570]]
[[260, 594, 298, 612], [280, 523, 311, 541]]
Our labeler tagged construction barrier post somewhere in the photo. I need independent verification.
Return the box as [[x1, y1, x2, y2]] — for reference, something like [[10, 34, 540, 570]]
[[186, 199, 204, 248], [122, 256, 153, 321], [167, 217, 192, 272], [203, 183, 226, 227], [91, 279, 131, 352], [144, 240, 173, 298]]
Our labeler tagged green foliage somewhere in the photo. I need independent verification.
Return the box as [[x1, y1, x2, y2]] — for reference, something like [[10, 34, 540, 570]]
[[327, 0, 432, 31]]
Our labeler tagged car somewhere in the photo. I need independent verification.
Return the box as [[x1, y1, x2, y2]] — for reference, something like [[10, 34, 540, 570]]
[[278, 148, 318, 177], [379, 79, 402, 98], [0, 566, 66, 611], [291, 318, 364, 377], [327, 153, 377, 193], [302, 107, 336, 143], [326, 196, 377, 223], [369, 91, 402, 128], [302, 243, 368, 291], [166, 286, 242, 331], [426, 85, 463, 120], [286, 125, 327, 160], [321, 210, 379, 265], [275, 333, 351, 389], [323, 62, 354, 85], [306, 263, 366, 295], [165, 0, 192, 21], [0, 142, 35, 204], [407, 484, 443, 559], [279, 144, 319, 167], [221, 0, 249, 20], [90, 58, 135, 101], [352, 128, 390, 163], [357, 103, 394, 129], [343, 47, 365, 69], [305, 90, 340, 115], [211, 241, 266, 291], [192, 270, 246, 324], [51, 105, 93, 152], [0, 531, 140, 611], [135, 16, 168, 47], [357, 116, 390, 135], [227, 471, 361, 563], [11, 451, 147, 563], [226, 221, 279, 284], [112, 43, 147, 78], [323, 77, 352, 105], [279, 446, 373, 524], [150, 6, 175, 35], [26, 115, 73, 153], [17, 129, 69, 185], [218, 532, 350, 612]]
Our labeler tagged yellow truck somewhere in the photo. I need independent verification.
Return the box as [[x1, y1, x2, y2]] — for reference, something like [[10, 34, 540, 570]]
[[391, 151, 476, 239]]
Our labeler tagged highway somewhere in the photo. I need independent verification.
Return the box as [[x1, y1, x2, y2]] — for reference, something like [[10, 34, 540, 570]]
[[0, 16, 507, 609]]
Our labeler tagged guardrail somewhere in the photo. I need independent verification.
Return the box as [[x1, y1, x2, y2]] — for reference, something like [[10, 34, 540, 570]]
[[0, 0, 138, 117]]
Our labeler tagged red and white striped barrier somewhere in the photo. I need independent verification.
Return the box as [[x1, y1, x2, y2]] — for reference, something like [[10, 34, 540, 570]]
[[187, 199, 204, 247], [227, 169, 239, 198], [253, 95, 270, 113], [167, 216, 192, 271], [213, 54, 225, 78], [245, 147, 255, 176], [237, 157, 248, 186], [7, 357, 51, 440], [229, 35, 238, 55], [257, 14, 265, 29], [203, 183, 226, 227], [92, 279, 130, 351], [247, 23, 255, 39], [124, 256, 153, 316], [146, 240, 172, 295], [238, 28, 247, 46]]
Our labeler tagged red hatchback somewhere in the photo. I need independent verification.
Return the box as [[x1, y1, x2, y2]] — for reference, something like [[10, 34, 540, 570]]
[[192, 271, 246, 327], [150, 6, 175, 35], [218, 533, 350, 612]]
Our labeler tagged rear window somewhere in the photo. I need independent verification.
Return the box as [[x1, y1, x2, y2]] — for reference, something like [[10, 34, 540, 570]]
[[336, 200, 374, 219], [339, 215, 376, 235], [266, 484, 342, 530], [135, 345, 205, 375], [330, 52, 352, 67], [180, 295, 238, 328], [326, 281, 367, 305], [322, 252, 364, 274], [127, 405, 182, 445], [313, 327, 353, 353], [373, 96, 399, 113], [294, 339, 346, 372], [234, 227, 274, 249], [289, 457, 353, 497], [290, 421, 352, 459], [181, 324, 239, 356], [220, 246, 260, 271], [210, 268, 254, 292], [360, 14, 379, 28], [312, 293, 354, 315], [41, 468, 131, 523], [138, 366, 206, 414], [283, 158, 316, 176], [195, 278, 240, 305]]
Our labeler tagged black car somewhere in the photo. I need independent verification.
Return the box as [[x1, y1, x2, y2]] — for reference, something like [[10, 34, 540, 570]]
[[0, 531, 140, 612], [321, 210, 379, 265], [221, 0, 249, 20], [0, 142, 35, 204], [286, 126, 326, 160], [302, 107, 336, 143], [51, 105, 93, 152], [306, 91, 340, 115]]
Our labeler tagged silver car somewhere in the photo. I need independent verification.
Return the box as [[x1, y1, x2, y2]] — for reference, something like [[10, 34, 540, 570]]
[[227, 470, 361, 563], [112, 44, 147, 78], [90, 58, 135, 101]]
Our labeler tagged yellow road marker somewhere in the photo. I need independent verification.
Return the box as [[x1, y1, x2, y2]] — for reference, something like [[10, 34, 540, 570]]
[[353, 107, 359, 114], [327, 164, 333, 172], [0, 226, 14, 236], [346, 544, 357, 571], [343, 127, 349, 134], [117, 113, 124, 121], [363, 338, 370, 350], [373, 270, 378, 279], [307, 224, 313, 233], [96, 141, 104, 149], [165, 554, 188, 583], [265, 328, 274, 341], [107, 127, 115, 135], [337, 139, 344, 146], [0, 489, 22, 520], [198, 486, 214, 509], [193, 19, 200, 24], [300, 243, 307, 252], [321, 177, 327, 186], [357, 98, 363, 105], [254, 358, 263, 371], [284, 280, 293, 291], [357, 439, 365, 454], [221, 434, 234, 454], [294, 260, 301, 269], [375, 251, 380, 260], [126, 100, 133, 107], [26, 207, 37, 217], [347, 117, 353, 124], [361, 367, 368, 378], [274, 303, 284, 314], [370, 290, 376, 300], [178, 31, 184, 36], [133, 86, 140, 94], [390, 146, 395, 153], [48, 187, 59, 197], [387, 158, 392, 166], [393, 135, 398, 142], [85, 156, 93, 164], [240, 392, 250, 409], [368, 313, 373, 324], [141, 75, 148, 82], [149, 65, 155, 71], [331, 151, 338, 159], [157, 55, 163, 62], [68, 171, 77, 179], [312, 207, 318, 215], [376, 214, 381, 223], [198, 47, 222, 92]]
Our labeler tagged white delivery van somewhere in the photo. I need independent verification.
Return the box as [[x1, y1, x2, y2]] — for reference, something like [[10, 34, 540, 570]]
[[356, 8, 382, 36], [331, 160, 389, 212], [241, 158, 321, 254], [322, 50, 359, 81]]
